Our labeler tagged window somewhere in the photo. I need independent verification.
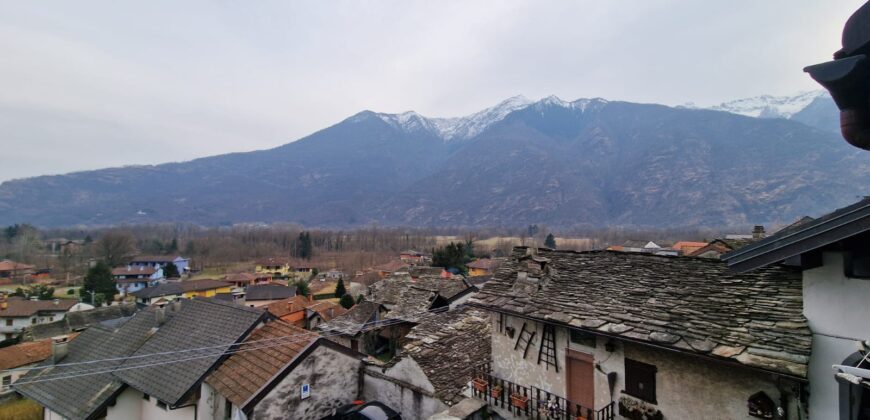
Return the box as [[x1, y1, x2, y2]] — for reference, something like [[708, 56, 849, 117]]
[[4, 319, 11, 327], [31, 318, 36, 325], [143, 393, 150, 401], [224, 398, 233, 420], [569, 329, 596, 348], [624, 358, 657, 403], [2, 375, 10, 391], [156, 400, 167, 410], [845, 250, 870, 279]]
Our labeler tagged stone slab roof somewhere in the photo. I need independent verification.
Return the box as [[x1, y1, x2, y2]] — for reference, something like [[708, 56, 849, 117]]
[[471, 248, 811, 378], [319, 301, 384, 336], [401, 307, 491, 405], [368, 274, 473, 319], [205, 320, 319, 408], [113, 298, 264, 407]]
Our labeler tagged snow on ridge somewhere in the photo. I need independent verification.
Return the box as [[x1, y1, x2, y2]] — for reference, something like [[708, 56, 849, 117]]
[[708, 90, 828, 119], [357, 95, 608, 141]]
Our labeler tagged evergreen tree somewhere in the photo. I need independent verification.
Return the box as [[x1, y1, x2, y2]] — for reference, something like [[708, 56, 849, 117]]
[[296, 232, 313, 260], [431, 242, 471, 274], [544, 233, 557, 249], [334, 278, 347, 298], [294, 280, 310, 297], [168, 238, 179, 253], [82, 262, 116, 299], [339, 294, 355, 309], [163, 262, 180, 278]]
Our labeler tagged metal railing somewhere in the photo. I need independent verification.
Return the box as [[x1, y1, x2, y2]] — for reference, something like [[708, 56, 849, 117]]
[[471, 363, 614, 420]]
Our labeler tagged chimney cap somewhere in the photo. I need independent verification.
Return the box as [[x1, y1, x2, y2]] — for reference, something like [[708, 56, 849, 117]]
[[52, 335, 70, 344]]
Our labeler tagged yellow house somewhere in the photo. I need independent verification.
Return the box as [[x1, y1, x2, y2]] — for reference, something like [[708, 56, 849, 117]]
[[255, 257, 292, 277], [181, 279, 234, 299]]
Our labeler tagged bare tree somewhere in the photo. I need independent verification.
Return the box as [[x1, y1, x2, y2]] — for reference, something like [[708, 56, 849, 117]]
[[96, 231, 136, 267]]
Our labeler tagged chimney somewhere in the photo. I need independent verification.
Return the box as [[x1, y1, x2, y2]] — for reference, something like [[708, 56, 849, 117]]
[[155, 306, 166, 326], [752, 225, 766, 239], [52, 335, 70, 363], [172, 299, 182, 313]]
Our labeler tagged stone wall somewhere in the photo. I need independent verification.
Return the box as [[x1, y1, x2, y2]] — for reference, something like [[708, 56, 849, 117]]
[[362, 357, 447, 420], [490, 313, 803, 420]]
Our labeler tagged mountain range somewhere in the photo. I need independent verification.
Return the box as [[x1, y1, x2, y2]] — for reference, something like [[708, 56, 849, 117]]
[[1, 92, 867, 229]]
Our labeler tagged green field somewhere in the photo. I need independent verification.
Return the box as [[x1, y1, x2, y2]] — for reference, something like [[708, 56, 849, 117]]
[[0, 398, 41, 420]]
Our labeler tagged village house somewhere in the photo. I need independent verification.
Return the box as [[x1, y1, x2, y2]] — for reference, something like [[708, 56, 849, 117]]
[[373, 260, 410, 278], [223, 272, 271, 289], [0, 334, 78, 398], [129, 255, 191, 275], [0, 260, 35, 281], [113, 266, 164, 295], [467, 258, 500, 277], [14, 298, 267, 420], [319, 301, 388, 353], [469, 247, 811, 420], [400, 250, 431, 265], [304, 301, 347, 330], [129, 279, 233, 305], [254, 257, 292, 277], [606, 240, 661, 253], [21, 303, 139, 341], [669, 241, 709, 255], [722, 197, 870, 419], [201, 320, 364, 420], [689, 226, 771, 259], [244, 283, 297, 307], [363, 307, 491, 420], [0, 298, 78, 341]]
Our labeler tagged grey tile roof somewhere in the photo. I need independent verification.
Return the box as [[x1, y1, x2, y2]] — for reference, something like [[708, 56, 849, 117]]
[[400, 307, 491, 405], [14, 307, 172, 420], [113, 298, 264, 407], [131, 282, 184, 299], [471, 248, 812, 378], [245, 284, 297, 301], [24, 303, 139, 341]]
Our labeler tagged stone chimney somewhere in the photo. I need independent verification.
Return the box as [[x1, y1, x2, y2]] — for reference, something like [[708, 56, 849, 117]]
[[172, 299, 182, 313], [52, 335, 70, 364], [752, 225, 766, 239], [155, 306, 166, 326]]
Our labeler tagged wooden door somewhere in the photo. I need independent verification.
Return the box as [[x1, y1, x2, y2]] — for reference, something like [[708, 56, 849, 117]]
[[566, 350, 595, 411]]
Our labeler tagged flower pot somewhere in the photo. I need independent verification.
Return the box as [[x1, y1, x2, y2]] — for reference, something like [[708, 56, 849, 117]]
[[491, 385, 503, 399], [472, 378, 488, 393], [510, 393, 529, 410]]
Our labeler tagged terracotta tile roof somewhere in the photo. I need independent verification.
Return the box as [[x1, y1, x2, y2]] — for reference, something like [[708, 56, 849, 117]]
[[0, 334, 78, 370], [179, 279, 231, 292], [112, 266, 158, 276], [671, 241, 709, 251], [305, 301, 347, 322], [471, 247, 812, 378], [0, 260, 35, 272], [0, 298, 78, 318], [466, 258, 496, 270], [205, 320, 318, 407], [401, 308, 491, 405], [372, 260, 409, 273], [266, 296, 311, 318]]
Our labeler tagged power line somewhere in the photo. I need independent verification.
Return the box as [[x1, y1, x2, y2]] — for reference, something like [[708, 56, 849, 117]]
[[12, 304, 461, 385]]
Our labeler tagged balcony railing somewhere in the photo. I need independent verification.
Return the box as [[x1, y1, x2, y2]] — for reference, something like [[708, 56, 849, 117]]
[[471, 363, 615, 420]]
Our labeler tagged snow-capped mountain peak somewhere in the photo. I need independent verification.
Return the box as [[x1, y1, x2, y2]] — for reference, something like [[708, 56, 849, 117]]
[[708, 90, 828, 119]]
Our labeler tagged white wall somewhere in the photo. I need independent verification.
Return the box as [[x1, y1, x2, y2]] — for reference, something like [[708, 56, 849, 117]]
[[363, 357, 447, 420], [802, 251, 870, 418], [252, 345, 362, 419], [107, 387, 195, 420]]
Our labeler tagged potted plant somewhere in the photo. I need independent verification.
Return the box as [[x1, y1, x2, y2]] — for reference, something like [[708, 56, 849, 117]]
[[491, 384, 504, 399], [510, 393, 529, 410], [472, 377, 488, 393]]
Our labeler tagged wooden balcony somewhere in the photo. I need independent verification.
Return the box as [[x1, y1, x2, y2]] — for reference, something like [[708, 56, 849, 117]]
[[471, 364, 615, 420]]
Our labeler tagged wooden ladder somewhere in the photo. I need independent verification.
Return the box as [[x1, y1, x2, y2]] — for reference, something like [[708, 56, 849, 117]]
[[538, 324, 558, 371], [514, 322, 536, 359]]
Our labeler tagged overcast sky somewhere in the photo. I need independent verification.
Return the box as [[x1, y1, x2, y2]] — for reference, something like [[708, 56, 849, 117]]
[[0, 1, 864, 182]]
